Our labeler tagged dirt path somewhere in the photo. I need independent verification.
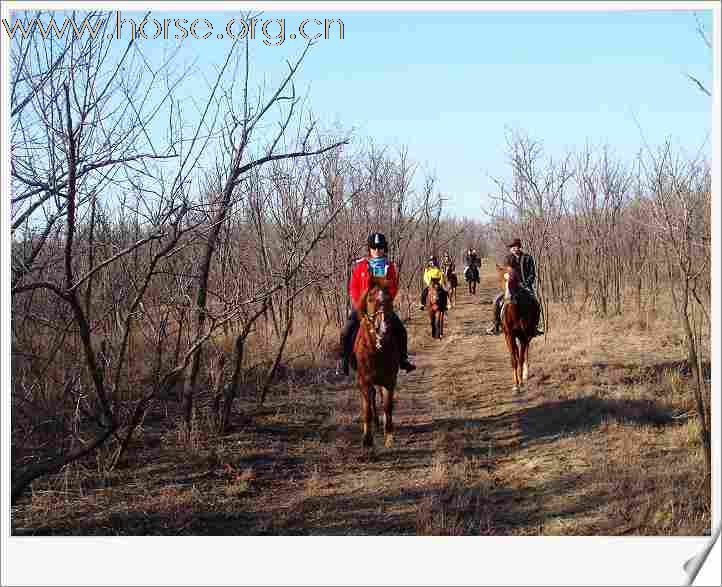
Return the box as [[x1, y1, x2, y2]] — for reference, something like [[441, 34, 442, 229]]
[[17, 268, 704, 536], [242, 271, 543, 535]]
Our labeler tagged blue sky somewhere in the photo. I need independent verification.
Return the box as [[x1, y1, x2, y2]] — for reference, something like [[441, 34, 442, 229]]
[[252, 8, 712, 218], [21, 6, 713, 219]]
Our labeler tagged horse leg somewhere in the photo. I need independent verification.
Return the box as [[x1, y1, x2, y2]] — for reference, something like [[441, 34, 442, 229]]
[[520, 338, 530, 384], [504, 334, 520, 392], [370, 385, 380, 432], [360, 386, 373, 447], [430, 311, 436, 338], [439, 311, 444, 338], [382, 386, 394, 448]]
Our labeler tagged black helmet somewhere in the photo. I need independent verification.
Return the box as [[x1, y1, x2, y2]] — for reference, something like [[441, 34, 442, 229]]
[[429, 255, 438, 266], [368, 232, 387, 250]]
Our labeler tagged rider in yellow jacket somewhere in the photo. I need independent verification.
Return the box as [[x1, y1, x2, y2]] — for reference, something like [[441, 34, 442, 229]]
[[420, 256, 445, 309]]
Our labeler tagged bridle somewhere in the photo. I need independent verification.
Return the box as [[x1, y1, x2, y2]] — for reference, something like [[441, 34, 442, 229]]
[[361, 287, 389, 350]]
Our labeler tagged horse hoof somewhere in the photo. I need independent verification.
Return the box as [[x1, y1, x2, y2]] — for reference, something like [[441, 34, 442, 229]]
[[384, 434, 393, 448], [512, 384, 519, 393]]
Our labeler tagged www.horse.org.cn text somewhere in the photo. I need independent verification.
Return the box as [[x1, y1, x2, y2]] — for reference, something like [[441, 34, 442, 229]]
[[1, 12, 346, 46]]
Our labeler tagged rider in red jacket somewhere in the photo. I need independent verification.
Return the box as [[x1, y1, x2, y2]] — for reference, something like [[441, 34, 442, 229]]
[[339, 232, 416, 376]]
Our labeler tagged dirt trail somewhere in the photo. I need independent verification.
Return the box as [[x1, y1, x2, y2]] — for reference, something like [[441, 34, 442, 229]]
[[243, 270, 546, 535], [14, 266, 707, 536]]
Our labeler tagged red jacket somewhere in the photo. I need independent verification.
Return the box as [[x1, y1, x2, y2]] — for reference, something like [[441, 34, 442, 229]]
[[348, 257, 399, 310]]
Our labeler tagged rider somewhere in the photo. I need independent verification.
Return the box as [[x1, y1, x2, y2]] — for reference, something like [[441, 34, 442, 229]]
[[339, 232, 416, 376], [486, 237, 543, 336], [420, 255, 445, 309], [470, 248, 481, 269], [464, 247, 473, 268], [441, 252, 454, 274]]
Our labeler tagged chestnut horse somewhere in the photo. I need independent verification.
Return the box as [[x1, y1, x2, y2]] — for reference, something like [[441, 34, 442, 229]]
[[426, 277, 447, 339], [464, 264, 479, 295], [444, 264, 458, 308], [496, 263, 541, 393], [353, 276, 401, 448]]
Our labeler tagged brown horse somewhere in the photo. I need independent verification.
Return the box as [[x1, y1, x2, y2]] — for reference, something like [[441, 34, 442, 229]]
[[426, 278, 447, 339], [496, 263, 541, 393], [353, 276, 401, 448], [444, 265, 458, 308]]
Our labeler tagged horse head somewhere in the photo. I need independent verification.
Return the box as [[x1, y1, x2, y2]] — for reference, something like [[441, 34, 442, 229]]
[[496, 263, 520, 300], [360, 276, 394, 350]]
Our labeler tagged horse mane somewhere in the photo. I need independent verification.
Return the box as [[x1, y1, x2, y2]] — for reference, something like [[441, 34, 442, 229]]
[[495, 263, 516, 296]]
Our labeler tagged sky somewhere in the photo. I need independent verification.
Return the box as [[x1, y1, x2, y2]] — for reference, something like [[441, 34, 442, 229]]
[[5, 5, 715, 219], [127, 5, 714, 220]]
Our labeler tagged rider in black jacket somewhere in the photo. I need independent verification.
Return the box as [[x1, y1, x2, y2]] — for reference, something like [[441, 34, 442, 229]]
[[486, 238, 543, 336]]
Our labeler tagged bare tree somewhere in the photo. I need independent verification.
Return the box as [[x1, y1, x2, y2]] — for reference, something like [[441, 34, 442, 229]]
[[180, 35, 348, 429], [644, 144, 711, 476], [10, 9, 190, 501]]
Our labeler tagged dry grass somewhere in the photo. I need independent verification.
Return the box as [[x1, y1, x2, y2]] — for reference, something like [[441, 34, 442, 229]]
[[11, 273, 711, 536]]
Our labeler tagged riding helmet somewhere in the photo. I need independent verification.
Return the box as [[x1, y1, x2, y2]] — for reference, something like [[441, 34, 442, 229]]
[[368, 232, 387, 250]]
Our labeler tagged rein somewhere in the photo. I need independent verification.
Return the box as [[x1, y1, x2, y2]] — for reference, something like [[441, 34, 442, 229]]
[[362, 309, 384, 321], [361, 310, 386, 350]]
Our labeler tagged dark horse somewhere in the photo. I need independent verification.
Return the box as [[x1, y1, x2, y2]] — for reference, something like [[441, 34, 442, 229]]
[[496, 263, 541, 393], [464, 264, 480, 295], [444, 264, 458, 309], [353, 275, 401, 448], [426, 277, 447, 339]]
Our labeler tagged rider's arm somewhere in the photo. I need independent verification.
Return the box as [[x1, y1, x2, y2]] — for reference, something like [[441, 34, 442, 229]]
[[526, 255, 536, 286], [348, 260, 365, 309]]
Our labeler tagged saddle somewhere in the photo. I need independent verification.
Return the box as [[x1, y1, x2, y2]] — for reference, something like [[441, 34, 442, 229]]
[[501, 286, 538, 316]]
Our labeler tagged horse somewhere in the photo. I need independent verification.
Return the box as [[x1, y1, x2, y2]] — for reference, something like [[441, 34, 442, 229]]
[[444, 264, 458, 308], [352, 275, 401, 448], [464, 264, 479, 295], [426, 277, 447, 339], [495, 263, 541, 393]]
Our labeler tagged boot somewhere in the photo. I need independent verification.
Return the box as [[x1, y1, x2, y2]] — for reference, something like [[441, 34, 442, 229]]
[[339, 355, 350, 376], [395, 315, 416, 372], [400, 356, 416, 372], [486, 301, 502, 335]]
